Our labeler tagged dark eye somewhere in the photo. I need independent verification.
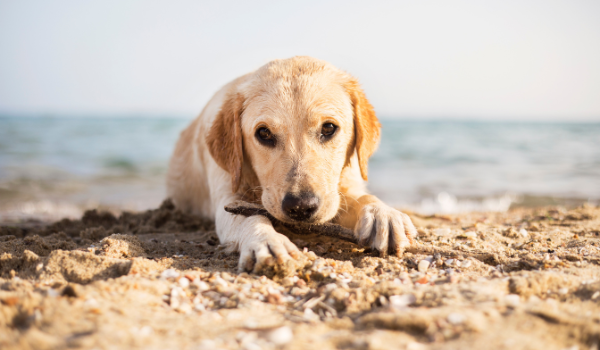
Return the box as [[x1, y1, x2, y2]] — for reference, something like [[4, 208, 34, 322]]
[[256, 127, 276, 147], [320, 123, 337, 141]]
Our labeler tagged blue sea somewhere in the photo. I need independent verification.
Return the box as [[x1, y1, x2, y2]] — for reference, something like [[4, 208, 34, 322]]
[[1, 116, 599, 220]]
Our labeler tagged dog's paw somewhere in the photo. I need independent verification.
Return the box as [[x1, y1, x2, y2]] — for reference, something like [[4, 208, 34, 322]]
[[354, 201, 417, 257], [238, 230, 300, 275]]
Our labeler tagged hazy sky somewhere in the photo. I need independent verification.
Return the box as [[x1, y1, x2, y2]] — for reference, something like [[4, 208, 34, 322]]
[[1, 1, 599, 120]]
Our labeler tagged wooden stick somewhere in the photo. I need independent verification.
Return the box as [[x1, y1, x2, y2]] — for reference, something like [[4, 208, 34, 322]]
[[224, 201, 508, 265]]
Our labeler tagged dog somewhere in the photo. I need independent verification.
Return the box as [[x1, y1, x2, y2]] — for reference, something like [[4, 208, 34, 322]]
[[167, 56, 417, 272]]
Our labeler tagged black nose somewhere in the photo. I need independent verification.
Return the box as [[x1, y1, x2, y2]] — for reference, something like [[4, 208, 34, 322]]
[[282, 192, 319, 221]]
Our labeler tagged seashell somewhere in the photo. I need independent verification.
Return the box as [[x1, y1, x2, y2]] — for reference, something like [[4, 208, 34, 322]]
[[418, 260, 430, 272]]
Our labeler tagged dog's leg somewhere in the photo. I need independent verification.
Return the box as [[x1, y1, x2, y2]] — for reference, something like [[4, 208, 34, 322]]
[[214, 198, 300, 273]]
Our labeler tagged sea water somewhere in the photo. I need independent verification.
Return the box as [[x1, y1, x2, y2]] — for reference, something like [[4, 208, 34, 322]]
[[1, 116, 598, 219]]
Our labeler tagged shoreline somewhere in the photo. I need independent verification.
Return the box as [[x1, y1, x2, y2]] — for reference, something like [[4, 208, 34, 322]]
[[1, 202, 599, 349]]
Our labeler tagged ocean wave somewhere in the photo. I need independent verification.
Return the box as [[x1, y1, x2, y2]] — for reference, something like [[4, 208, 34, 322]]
[[413, 192, 519, 215], [0, 200, 84, 222]]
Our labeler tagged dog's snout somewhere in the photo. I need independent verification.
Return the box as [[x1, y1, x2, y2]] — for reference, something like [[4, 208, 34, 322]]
[[282, 192, 319, 221]]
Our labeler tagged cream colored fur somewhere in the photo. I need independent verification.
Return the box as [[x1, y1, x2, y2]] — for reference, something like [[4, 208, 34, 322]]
[[167, 56, 417, 272]]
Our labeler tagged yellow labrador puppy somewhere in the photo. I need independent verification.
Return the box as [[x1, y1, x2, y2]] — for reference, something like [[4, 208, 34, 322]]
[[167, 56, 417, 272]]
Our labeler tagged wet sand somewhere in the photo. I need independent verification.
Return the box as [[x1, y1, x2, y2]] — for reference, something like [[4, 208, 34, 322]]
[[1, 201, 599, 350]]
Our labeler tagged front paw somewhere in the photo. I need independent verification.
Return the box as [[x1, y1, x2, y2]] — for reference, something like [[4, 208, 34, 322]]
[[238, 230, 300, 275], [355, 202, 417, 257]]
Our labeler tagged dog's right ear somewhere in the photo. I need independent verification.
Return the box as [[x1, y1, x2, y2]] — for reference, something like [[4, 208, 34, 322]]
[[206, 92, 245, 193]]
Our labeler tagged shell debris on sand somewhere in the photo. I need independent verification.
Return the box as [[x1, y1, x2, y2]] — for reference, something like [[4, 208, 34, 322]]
[[418, 260, 430, 272], [0, 201, 599, 349]]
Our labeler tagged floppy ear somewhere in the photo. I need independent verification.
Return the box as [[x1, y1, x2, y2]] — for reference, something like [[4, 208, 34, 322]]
[[346, 79, 381, 181], [206, 92, 245, 193]]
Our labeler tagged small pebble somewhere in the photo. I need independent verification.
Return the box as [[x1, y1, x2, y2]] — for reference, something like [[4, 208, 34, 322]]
[[194, 281, 210, 291], [415, 276, 429, 285], [435, 228, 451, 236], [138, 326, 153, 337], [447, 312, 465, 325], [178, 277, 190, 288], [505, 294, 520, 308], [84, 298, 98, 308], [444, 259, 454, 267], [519, 228, 529, 239], [178, 303, 192, 314], [418, 260, 430, 272], [460, 260, 472, 268], [591, 291, 600, 300], [464, 231, 477, 239], [161, 269, 179, 279], [324, 283, 337, 293], [266, 326, 293, 345], [303, 308, 319, 322], [557, 287, 569, 295], [212, 277, 228, 287], [389, 294, 416, 309], [528, 295, 541, 303]]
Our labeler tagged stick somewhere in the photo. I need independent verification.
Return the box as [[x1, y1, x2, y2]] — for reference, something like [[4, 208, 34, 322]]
[[224, 201, 509, 265]]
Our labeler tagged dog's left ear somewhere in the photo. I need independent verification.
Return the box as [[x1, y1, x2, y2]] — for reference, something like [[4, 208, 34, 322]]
[[206, 92, 245, 193], [346, 79, 381, 181]]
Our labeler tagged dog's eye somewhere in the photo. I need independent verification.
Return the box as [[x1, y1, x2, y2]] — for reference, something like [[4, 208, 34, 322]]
[[256, 127, 276, 146], [320, 123, 337, 140]]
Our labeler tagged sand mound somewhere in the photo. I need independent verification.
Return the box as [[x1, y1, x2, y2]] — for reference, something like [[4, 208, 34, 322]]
[[99, 234, 147, 259]]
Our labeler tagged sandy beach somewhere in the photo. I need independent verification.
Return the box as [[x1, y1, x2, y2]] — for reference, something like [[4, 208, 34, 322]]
[[1, 201, 599, 350], [2, 1, 600, 349]]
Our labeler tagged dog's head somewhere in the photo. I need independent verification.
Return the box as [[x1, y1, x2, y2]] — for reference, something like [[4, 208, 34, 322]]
[[207, 57, 380, 223]]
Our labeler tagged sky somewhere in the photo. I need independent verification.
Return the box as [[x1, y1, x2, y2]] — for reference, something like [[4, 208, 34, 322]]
[[0, 0, 599, 120]]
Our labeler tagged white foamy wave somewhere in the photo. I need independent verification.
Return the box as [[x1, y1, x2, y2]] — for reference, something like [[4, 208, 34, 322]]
[[0, 200, 84, 222], [413, 192, 519, 215]]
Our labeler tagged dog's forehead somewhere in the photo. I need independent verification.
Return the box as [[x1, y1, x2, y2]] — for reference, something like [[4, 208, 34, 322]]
[[241, 70, 353, 128]]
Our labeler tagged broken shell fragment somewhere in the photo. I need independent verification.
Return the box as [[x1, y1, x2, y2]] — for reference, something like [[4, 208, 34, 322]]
[[418, 260, 430, 272]]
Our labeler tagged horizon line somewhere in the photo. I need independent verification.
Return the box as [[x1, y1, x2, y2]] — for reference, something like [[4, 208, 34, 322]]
[[1, 111, 599, 123]]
